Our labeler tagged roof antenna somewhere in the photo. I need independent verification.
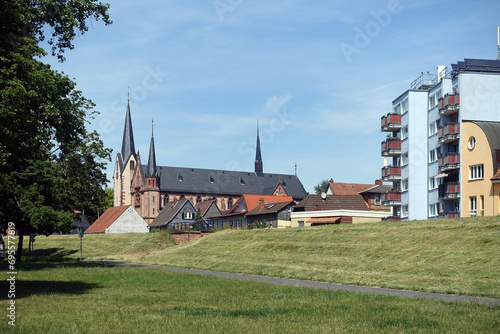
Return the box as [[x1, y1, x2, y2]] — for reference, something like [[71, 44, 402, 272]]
[[497, 26, 500, 60]]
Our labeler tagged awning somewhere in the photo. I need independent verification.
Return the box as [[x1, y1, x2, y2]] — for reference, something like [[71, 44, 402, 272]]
[[434, 173, 449, 179], [307, 217, 341, 225]]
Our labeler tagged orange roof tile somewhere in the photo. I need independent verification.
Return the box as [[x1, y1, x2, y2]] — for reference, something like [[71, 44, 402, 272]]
[[85, 205, 130, 233], [328, 182, 379, 196], [492, 169, 500, 181], [241, 194, 294, 212]]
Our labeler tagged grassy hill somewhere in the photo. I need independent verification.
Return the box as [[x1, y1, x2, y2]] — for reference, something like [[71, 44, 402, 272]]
[[26, 216, 499, 298]]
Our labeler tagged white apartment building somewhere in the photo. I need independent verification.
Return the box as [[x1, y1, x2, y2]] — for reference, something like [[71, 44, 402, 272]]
[[381, 58, 500, 220]]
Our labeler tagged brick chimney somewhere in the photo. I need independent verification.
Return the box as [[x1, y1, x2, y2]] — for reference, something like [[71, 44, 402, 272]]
[[375, 179, 383, 186], [258, 199, 266, 212]]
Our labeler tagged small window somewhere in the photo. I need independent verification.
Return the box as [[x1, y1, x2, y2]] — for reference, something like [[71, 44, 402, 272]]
[[468, 137, 476, 150], [469, 165, 484, 180], [240, 178, 245, 185], [130, 161, 135, 170], [178, 174, 183, 181], [402, 152, 409, 166], [209, 176, 215, 183], [470, 196, 477, 216], [401, 179, 409, 192]]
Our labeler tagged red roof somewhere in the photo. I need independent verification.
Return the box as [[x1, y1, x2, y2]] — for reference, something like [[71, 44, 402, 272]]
[[328, 182, 380, 196], [492, 169, 500, 181], [85, 205, 130, 233]]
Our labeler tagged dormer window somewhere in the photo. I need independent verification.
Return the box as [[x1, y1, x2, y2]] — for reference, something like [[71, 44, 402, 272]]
[[209, 176, 215, 183], [178, 174, 183, 181], [240, 178, 245, 185]]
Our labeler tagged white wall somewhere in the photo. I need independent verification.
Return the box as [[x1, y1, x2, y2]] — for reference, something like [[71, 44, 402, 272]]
[[459, 73, 500, 122], [107, 206, 149, 233]]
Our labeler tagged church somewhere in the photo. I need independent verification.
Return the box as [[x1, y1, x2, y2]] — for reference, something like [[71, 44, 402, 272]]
[[113, 100, 308, 223]]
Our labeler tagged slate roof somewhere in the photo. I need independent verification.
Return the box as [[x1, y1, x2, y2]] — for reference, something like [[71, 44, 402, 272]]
[[86, 205, 130, 233], [246, 201, 295, 216], [142, 165, 307, 200], [294, 194, 369, 212], [149, 199, 195, 228], [119, 101, 136, 172]]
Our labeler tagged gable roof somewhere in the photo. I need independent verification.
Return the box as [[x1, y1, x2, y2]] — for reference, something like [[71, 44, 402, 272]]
[[86, 206, 130, 233], [149, 199, 195, 228], [246, 201, 295, 216], [294, 194, 369, 212], [328, 181, 381, 196], [227, 194, 294, 214], [142, 165, 307, 200]]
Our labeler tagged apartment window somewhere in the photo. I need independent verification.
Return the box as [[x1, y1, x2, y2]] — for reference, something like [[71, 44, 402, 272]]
[[402, 99, 409, 114], [429, 203, 440, 217], [401, 178, 409, 192], [429, 176, 439, 190], [470, 165, 484, 180], [402, 152, 409, 166], [393, 104, 401, 114], [470, 196, 477, 216], [468, 136, 476, 150], [429, 121, 438, 136], [429, 95, 436, 109], [401, 126, 409, 140], [375, 194, 381, 205], [401, 205, 409, 218], [429, 149, 436, 163]]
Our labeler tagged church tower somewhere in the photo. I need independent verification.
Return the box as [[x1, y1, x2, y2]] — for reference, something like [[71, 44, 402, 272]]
[[255, 119, 263, 176], [142, 121, 160, 223], [113, 99, 138, 207]]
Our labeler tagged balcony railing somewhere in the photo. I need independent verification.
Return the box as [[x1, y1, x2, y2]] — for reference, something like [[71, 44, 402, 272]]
[[381, 113, 401, 132], [382, 191, 401, 206], [381, 138, 401, 157], [381, 165, 401, 181], [438, 93, 460, 115], [439, 153, 460, 172], [438, 182, 460, 200], [440, 211, 460, 219], [439, 123, 460, 143]]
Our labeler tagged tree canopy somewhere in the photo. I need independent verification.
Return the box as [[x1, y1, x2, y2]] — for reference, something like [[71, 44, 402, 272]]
[[314, 179, 330, 195], [0, 0, 112, 260]]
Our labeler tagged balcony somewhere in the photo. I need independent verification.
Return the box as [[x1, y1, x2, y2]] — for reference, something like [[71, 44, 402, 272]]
[[438, 93, 460, 116], [381, 113, 401, 132], [438, 182, 460, 200], [381, 138, 401, 157], [381, 165, 401, 181], [439, 123, 460, 143], [440, 212, 461, 219], [439, 153, 460, 172], [382, 191, 401, 206]]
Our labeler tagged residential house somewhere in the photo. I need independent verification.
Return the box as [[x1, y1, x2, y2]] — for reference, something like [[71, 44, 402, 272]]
[[149, 199, 198, 231], [85, 205, 149, 234], [245, 199, 295, 228]]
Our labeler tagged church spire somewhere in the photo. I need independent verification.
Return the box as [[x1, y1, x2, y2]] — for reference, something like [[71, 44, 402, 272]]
[[147, 119, 157, 177], [255, 119, 263, 175], [121, 97, 136, 163]]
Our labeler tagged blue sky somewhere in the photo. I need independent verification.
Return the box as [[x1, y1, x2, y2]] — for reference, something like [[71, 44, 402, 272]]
[[44, 0, 500, 193]]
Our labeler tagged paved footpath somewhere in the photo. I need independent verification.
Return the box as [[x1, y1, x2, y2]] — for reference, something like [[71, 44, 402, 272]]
[[98, 261, 500, 306]]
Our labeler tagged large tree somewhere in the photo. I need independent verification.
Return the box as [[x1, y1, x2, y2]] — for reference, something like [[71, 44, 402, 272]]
[[0, 0, 112, 260]]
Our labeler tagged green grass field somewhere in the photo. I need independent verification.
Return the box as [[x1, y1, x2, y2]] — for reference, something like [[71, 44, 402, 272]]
[[1, 262, 499, 333], [1, 216, 499, 333]]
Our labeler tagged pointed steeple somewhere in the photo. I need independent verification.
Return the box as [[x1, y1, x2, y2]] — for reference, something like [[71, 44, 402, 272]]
[[255, 119, 263, 175], [147, 119, 157, 177], [121, 98, 136, 163]]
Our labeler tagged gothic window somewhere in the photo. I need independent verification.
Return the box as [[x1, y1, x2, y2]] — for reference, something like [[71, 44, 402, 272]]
[[134, 191, 140, 207], [197, 195, 202, 203], [228, 197, 233, 209], [130, 161, 135, 170]]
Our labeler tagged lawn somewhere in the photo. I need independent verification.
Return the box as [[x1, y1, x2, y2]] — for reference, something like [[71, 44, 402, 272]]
[[15, 216, 500, 298], [0, 262, 499, 334], [140, 216, 500, 298]]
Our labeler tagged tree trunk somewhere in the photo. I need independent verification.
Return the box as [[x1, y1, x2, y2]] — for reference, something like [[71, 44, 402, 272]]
[[16, 224, 24, 262]]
